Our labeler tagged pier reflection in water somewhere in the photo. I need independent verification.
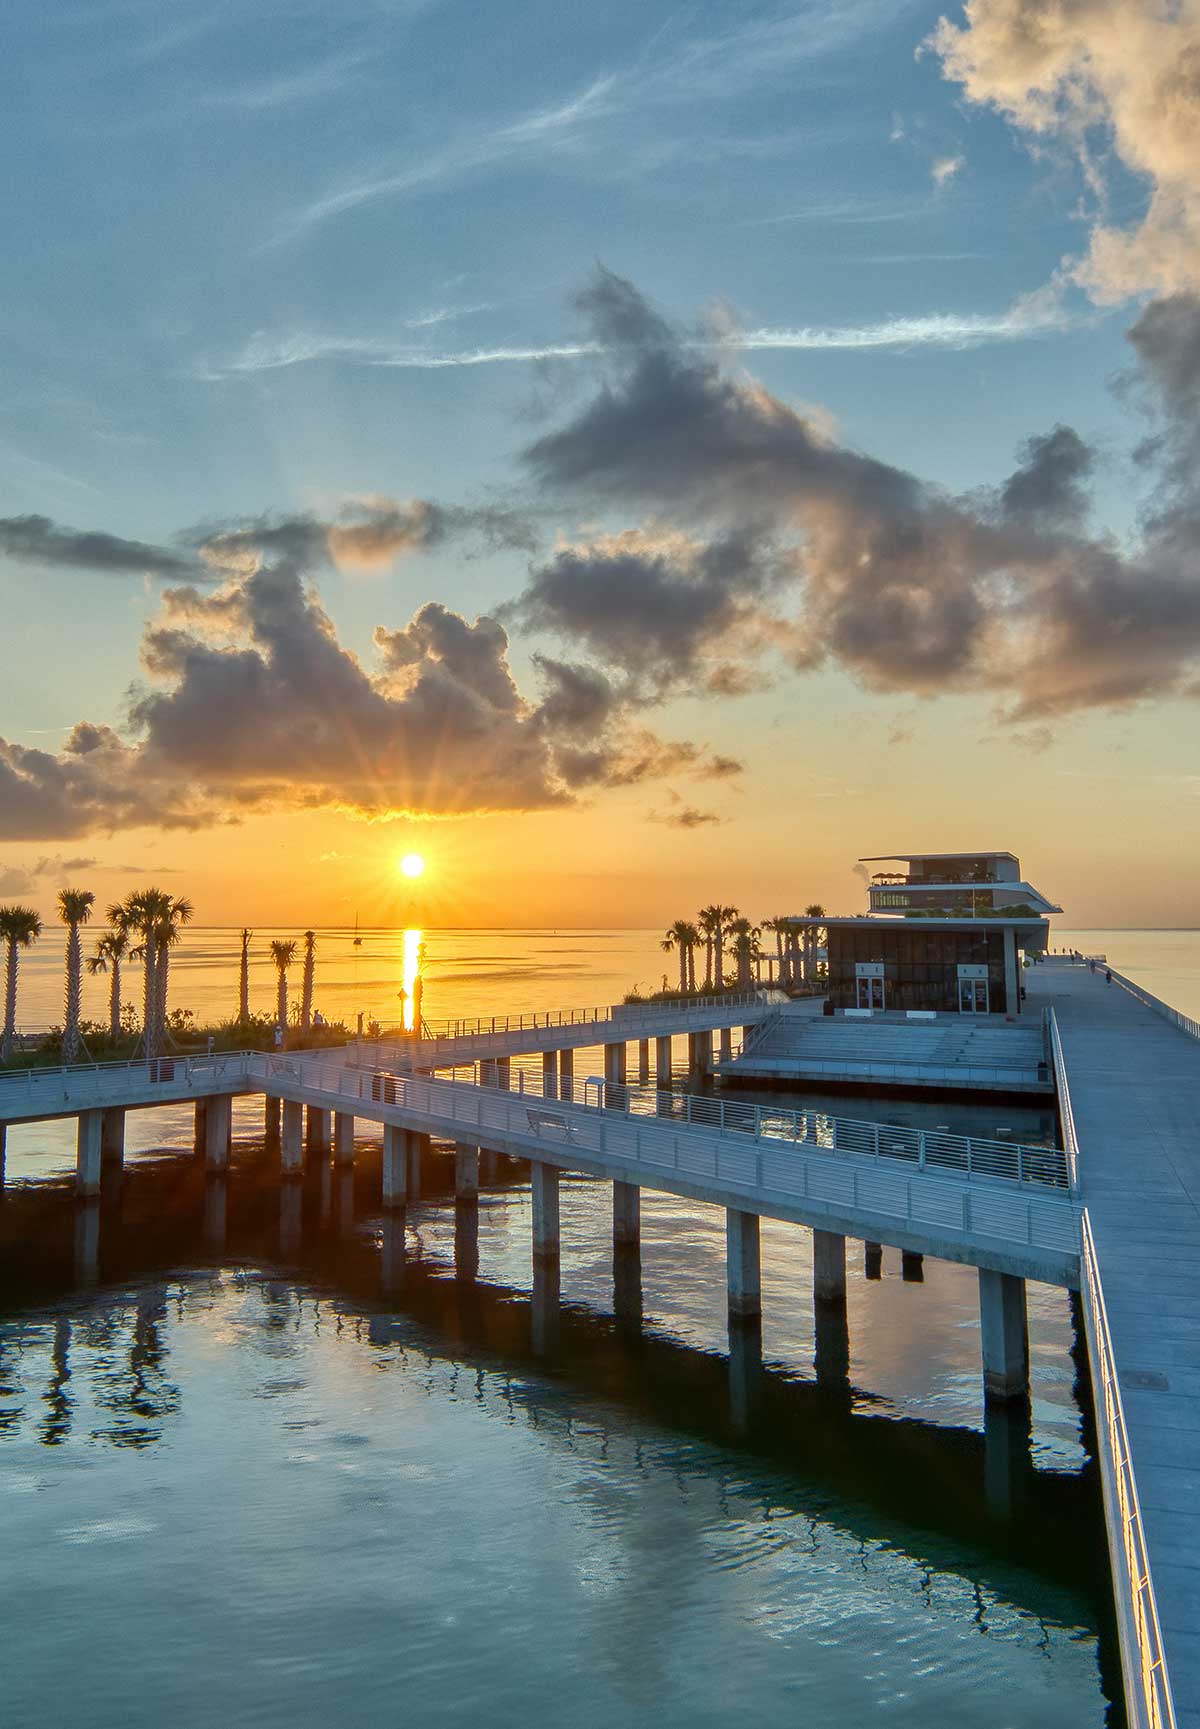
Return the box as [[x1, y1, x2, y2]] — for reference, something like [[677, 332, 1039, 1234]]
[[0, 1139, 1120, 1728]]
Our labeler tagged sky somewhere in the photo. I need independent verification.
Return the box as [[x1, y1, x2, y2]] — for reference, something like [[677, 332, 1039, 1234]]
[[2, 0, 1200, 929]]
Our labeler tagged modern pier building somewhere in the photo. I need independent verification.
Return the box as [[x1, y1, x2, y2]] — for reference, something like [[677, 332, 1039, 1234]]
[[824, 850, 1061, 1017]]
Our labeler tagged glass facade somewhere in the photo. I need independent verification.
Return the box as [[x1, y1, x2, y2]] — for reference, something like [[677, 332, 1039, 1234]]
[[827, 927, 1010, 1014]]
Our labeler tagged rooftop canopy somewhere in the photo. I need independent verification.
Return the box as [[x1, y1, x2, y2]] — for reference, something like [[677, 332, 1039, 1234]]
[[858, 852, 1018, 864]]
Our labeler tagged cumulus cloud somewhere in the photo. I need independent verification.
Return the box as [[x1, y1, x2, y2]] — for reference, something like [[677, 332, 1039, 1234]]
[[931, 0, 1200, 303], [517, 265, 1200, 721]]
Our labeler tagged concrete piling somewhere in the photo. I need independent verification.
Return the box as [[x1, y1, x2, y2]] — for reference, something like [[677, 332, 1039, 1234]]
[[264, 1096, 281, 1143], [76, 1109, 103, 1197], [281, 1100, 304, 1176], [603, 1041, 627, 1088], [901, 1250, 925, 1283], [813, 1230, 847, 1302], [726, 1207, 761, 1320], [637, 1039, 650, 1084], [688, 1029, 713, 1079], [455, 1142, 479, 1201], [719, 1026, 733, 1062], [979, 1268, 1029, 1402], [204, 1094, 233, 1172], [306, 1106, 331, 1157], [333, 1112, 355, 1164], [531, 1161, 560, 1261], [864, 1239, 883, 1280], [541, 1051, 557, 1098], [101, 1107, 126, 1164], [654, 1035, 672, 1089], [382, 1123, 408, 1209], [613, 1179, 640, 1248], [558, 1048, 574, 1102]]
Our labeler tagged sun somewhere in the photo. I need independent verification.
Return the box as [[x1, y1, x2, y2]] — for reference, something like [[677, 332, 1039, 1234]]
[[398, 852, 426, 879]]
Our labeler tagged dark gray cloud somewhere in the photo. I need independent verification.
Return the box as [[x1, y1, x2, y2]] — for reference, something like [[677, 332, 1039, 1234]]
[[1000, 425, 1095, 529], [518, 266, 1200, 720], [0, 515, 196, 579], [200, 496, 538, 575], [507, 526, 783, 690], [0, 724, 207, 840]]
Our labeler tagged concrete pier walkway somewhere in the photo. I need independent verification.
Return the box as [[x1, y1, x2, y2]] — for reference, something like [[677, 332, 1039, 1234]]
[[1027, 963, 1200, 1727]]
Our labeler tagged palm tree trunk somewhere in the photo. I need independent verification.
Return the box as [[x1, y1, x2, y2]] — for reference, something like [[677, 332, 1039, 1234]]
[[276, 970, 288, 1036], [688, 944, 697, 992], [2, 939, 17, 1061], [142, 939, 158, 1059], [109, 959, 121, 1043], [704, 936, 713, 991], [301, 942, 314, 1032], [714, 927, 724, 991], [156, 946, 170, 1049], [63, 920, 82, 1063], [239, 931, 250, 1024]]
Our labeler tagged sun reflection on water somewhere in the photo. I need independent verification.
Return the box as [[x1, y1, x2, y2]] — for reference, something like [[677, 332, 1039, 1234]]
[[402, 928, 423, 1031]]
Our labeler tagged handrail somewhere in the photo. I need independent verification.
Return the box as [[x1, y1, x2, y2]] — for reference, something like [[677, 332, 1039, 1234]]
[[385, 989, 771, 1043], [1080, 1211, 1177, 1729], [1044, 1008, 1079, 1191], [1107, 968, 1200, 1042], [261, 1054, 1080, 1265]]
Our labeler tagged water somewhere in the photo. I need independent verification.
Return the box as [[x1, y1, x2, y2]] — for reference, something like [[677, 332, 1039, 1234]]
[[0, 929, 1131, 1724]]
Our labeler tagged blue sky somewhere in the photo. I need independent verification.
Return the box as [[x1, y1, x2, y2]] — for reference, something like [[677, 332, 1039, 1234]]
[[2, 0, 1199, 925]]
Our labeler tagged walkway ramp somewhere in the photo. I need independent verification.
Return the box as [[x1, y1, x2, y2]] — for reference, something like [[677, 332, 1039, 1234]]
[[1028, 963, 1200, 1728], [721, 1008, 1050, 1094]]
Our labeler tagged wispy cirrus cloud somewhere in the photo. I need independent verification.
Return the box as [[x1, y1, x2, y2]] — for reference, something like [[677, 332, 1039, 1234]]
[[272, 1, 906, 243], [205, 286, 1077, 380]]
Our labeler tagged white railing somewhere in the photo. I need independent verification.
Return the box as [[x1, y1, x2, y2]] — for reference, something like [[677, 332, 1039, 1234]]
[[1044, 1008, 1079, 1190], [269, 1053, 1072, 1194], [262, 1055, 1080, 1265], [0, 1052, 258, 1110], [1080, 1211, 1176, 1729], [374, 989, 770, 1043], [1108, 968, 1200, 1042]]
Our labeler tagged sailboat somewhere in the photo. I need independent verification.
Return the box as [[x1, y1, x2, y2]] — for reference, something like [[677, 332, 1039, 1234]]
[[353, 913, 362, 948]]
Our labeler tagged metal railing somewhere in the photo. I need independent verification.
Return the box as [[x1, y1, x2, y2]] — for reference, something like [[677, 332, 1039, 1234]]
[[1044, 1008, 1079, 1190], [262, 1054, 1080, 1265], [375, 989, 770, 1043], [1080, 1210, 1176, 1729], [0, 1052, 258, 1111], [1107, 968, 1200, 1042], [272, 1050, 1072, 1194]]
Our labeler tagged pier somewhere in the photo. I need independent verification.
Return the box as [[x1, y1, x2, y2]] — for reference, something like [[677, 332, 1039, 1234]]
[[4, 966, 1197, 1724]]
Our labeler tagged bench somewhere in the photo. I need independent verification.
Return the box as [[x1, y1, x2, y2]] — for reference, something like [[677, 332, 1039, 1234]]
[[526, 1108, 573, 1139]]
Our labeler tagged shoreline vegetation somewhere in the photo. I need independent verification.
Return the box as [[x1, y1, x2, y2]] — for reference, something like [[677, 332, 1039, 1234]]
[[0, 887, 389, 1071], [625, 904, 828, 1003]]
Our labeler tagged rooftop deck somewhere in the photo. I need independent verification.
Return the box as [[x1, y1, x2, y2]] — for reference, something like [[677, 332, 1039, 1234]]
[[1027, 961, 1200, 1728]]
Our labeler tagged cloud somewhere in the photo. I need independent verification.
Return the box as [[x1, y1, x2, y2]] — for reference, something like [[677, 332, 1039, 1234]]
[[516, 265, 1200, 722], [0, 852, 100, 895], [650, 805, 723, 830], [0, 725, 208, 841], [931, 0, 1200, 303], [0, 514, 196, 579], [931, 153, 964, 185]]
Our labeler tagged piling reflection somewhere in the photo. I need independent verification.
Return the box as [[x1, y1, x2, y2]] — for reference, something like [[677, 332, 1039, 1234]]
[[0, 1144, 1120, 1689]]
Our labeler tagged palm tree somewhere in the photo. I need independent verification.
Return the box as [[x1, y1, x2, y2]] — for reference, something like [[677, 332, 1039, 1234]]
[[661, 920, 695, 995], [762, 916, 788, 987], [0, 905, 42, 1061], [681, 922, 700, 992], [726, 917, 760, 988], [708, 903, 737, 990], [153, 899, 194, 1049], [803, 904, 826, 984], [58, 888, 96, 1063], [300, 930, 316, 1032], [270, 939, 297, 1043], [697, 906, 721, 990], [239, 927, 252, 1024], [87, 926, 129, 1043]]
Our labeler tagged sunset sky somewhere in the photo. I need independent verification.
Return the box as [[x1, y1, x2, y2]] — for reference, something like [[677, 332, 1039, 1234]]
[[2, 0, 1199, 928]]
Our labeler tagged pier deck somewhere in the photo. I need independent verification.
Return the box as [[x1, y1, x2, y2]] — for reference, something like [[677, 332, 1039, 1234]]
[[1028, 963, 1200, 1727]]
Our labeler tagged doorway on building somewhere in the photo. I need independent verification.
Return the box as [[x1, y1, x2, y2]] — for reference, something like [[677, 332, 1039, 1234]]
[[856, 976, 886, 1010], [958, 978, 989, 1013]]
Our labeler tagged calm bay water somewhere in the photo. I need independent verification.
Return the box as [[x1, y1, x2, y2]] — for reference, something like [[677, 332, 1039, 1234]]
[[0, 927, 1149, 1724]]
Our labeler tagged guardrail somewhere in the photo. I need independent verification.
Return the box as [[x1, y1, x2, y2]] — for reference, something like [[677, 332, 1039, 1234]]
[[1108, 968, 1200, 1042], [1080, 1211, 1177, 1729], [277, 1051, 1071, 1194], [375, 990, 771, 1043], [0, 1052, 258, 1113], [1044, 1008, 1079, 1190], [266, 1055, 1080, 1266]]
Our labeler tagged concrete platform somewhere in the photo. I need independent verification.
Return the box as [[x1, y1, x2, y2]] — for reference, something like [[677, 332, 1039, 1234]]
[[1027, 963, 1200, 1727]]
